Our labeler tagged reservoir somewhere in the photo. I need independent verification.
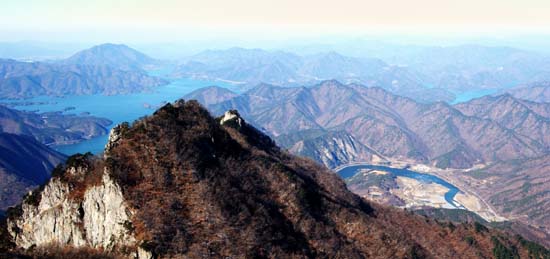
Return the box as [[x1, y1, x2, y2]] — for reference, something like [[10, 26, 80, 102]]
[[1, 72, 241, 155], [336, 164, 462, 208]]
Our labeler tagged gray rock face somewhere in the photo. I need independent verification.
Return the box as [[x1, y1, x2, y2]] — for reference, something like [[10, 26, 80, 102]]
[[7, 166, 149, 258], [10, 178, 86, 248], [82, 169, 135, 249], [104, 125, 123, 157], [289, 131, 385, 169]]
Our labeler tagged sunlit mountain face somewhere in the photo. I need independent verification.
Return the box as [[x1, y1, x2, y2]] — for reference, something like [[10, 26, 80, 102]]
[[1, 0, 550, 257]]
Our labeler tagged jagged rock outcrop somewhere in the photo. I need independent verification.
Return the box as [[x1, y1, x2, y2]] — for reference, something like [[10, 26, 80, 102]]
[[219, 110, 243, 127], [6, 161, 150, 258], [10, 177, 86, 248], [82, 171, 134, 249], [104, 124, 124, 157]]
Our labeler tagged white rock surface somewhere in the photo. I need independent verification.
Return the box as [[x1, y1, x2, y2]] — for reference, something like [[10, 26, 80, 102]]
[[10, 178, 86, 249], [7, 167, 150, 258], [83, 169, 135, 249], [220, 110, 242, 127]]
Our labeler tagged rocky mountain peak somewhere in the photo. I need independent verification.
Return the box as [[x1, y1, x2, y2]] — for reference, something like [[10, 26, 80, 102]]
[[219, 110, 242, 127], [104, 124, 125, 157]]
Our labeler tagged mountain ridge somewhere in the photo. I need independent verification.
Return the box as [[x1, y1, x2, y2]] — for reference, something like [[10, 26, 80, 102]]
[[191, 80, 548, 169], [0, 58, 167, 99], [173, 47, 454, 103]]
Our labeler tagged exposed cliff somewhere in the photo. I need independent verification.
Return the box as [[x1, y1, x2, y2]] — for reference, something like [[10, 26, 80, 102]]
[[5, 153, 150, 258]]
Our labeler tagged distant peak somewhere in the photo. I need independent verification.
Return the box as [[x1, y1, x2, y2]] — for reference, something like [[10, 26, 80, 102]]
[[318, 79, 344, 86], [247, 83, 283, 95], [93, 43, 129, 49], [319, 51, 343, 57]]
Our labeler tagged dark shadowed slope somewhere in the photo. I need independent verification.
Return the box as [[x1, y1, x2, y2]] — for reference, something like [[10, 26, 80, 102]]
[[0, 133, 65, 210]]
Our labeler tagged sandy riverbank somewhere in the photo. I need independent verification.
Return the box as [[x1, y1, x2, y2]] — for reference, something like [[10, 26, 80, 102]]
[[336, 160, 507, 222], [392, 176, 455, 209]]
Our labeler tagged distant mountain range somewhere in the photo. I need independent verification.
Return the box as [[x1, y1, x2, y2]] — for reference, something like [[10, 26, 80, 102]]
[[292, 43, 550, 92], [503, 81, 550, 103], [172, 45, 550, 103], [173, 48, 454, 103], [5, 43, 550, 103], [455, 94, 550, 148], [382, 45, 550, 91], [188, 81, 550, 170], [0, 44, 167, 99], [0, 133, 65, 211]]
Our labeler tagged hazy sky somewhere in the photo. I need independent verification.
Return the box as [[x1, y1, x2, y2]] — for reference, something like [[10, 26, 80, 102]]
[[1, 0, 550, 42]]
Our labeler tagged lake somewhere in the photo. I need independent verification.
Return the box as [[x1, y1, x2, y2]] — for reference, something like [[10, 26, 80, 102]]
[[336, 164, 463, 208], [451, 89, 497, 104], [1, 74, 241, 155]]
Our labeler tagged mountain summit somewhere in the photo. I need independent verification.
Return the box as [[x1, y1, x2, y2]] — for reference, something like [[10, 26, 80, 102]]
[[62, 43, 157, 71], [1, 100, 545, 258]]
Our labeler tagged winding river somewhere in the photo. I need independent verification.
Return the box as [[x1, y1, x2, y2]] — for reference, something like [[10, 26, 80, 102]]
[[336, 164, 463, 208]]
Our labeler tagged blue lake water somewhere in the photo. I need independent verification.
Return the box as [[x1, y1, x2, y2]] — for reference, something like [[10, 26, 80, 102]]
[[451, 89, 497, 104], [336, 164, 462, 208], [1, 75, 241, 155]]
